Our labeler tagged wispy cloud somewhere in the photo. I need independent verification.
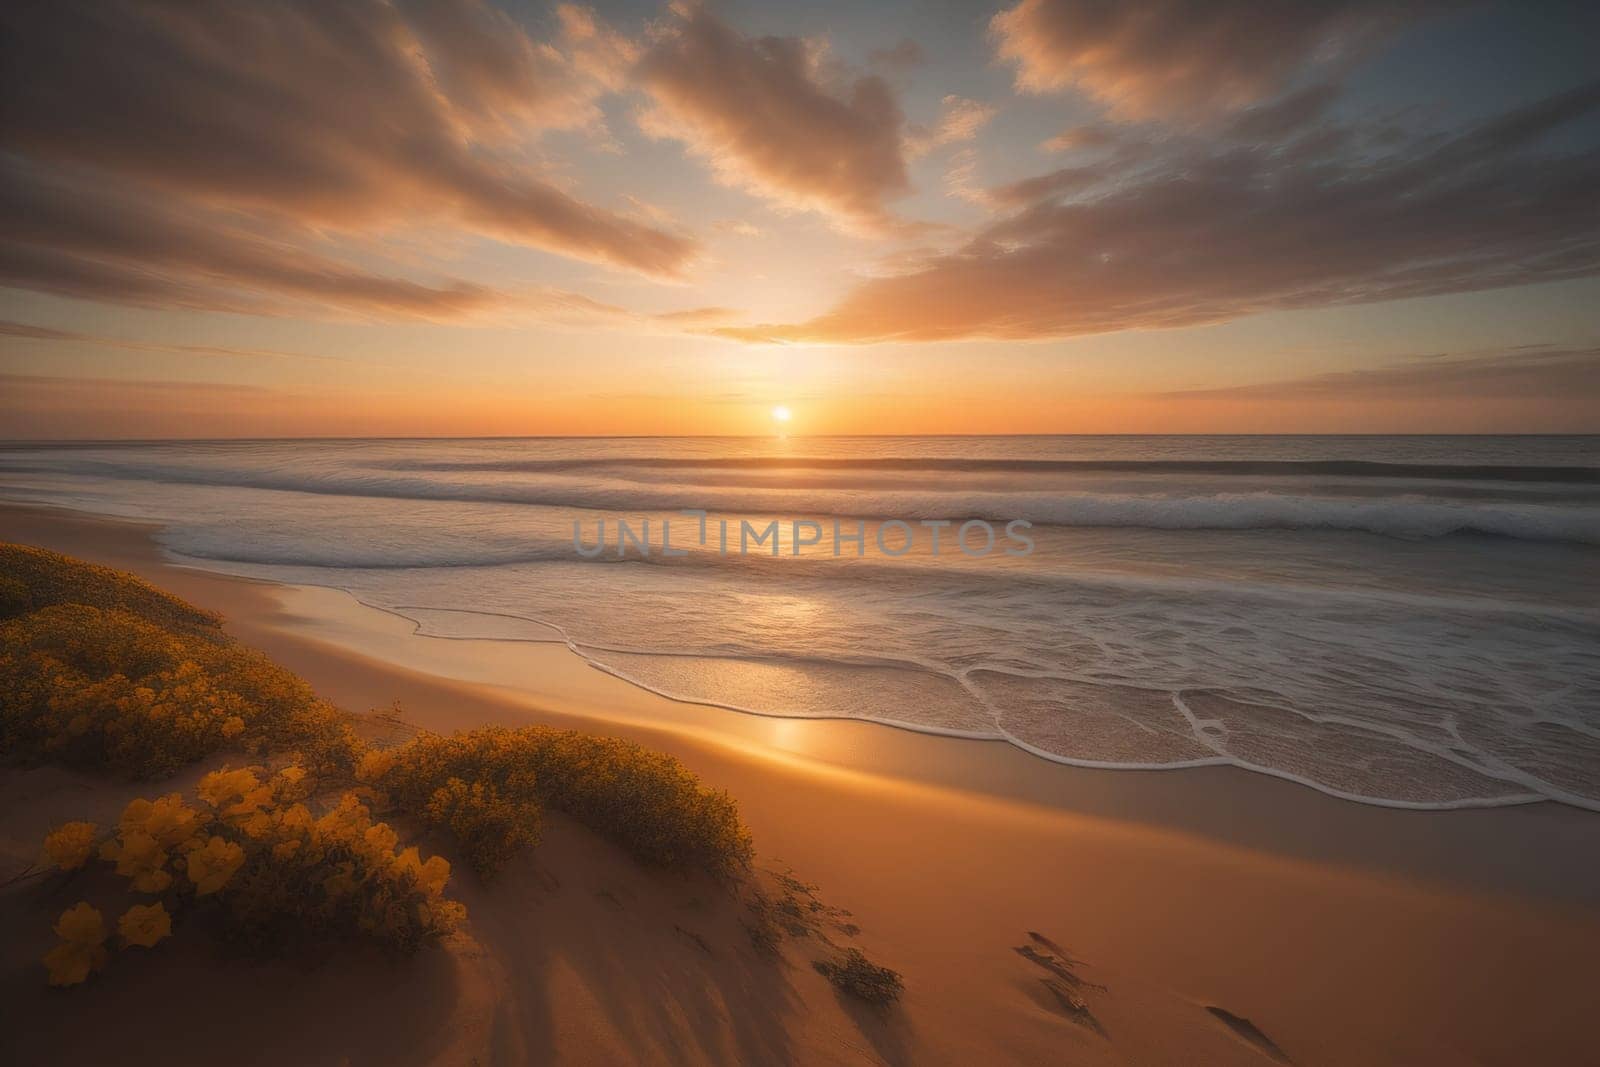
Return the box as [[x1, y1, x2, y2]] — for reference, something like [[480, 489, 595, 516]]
[[720, 80, 1600, 343], [0, 321, 346, 364], [906, 96, 998, 158], [635, 4, 912, 234], [991, 0, 1447, 120], [0, 0, 696, 320]]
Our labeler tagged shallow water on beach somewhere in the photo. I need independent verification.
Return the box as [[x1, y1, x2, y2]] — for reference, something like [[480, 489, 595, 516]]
[[3, 435, 1597, 809]]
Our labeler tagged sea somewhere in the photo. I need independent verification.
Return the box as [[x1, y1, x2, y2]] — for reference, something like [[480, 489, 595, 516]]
[[2, 435, 1596, 810]]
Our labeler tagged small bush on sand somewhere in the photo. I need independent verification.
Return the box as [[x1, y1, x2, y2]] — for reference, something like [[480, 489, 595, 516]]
[[360, 726, 753, 879], [0, 544, 360, 778], [421, 776, 542, 879], [35, 764, 463, 986], [814, 948, 904, 1005]]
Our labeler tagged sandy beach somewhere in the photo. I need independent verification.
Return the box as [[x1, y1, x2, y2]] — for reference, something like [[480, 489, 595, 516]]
[[2, 501, 1597, 1065]]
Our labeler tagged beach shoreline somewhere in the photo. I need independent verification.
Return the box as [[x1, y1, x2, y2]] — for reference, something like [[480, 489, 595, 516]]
[[4, 501, 1599, 1064]]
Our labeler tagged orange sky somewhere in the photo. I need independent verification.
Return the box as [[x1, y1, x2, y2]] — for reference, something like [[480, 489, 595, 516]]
[[1, 1, 1597, 437]]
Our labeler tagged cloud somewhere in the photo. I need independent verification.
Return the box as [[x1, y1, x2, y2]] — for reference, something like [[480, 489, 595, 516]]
[[0, 0, 695, 310], [1157, 346, 1600, 403], [991, 0, 1443, 120], [1223, 84, 1343, 142], [635, 5, 911, 232], [0, 165, 502, 319], [987, 160, 1120, 208], [396, 0, 616, 136], [652, 306, 744, 326], [718, 80, 1600, 343], [906, 96, 998, 158], [1041, 125, 1121, 153], [0, 321, 346, 364], [942, 149, 990, 207], [0, 162, 657, 325]]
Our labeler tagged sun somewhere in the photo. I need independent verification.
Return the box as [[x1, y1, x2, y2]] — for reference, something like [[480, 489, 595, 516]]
[[771, 405, 792, 423]]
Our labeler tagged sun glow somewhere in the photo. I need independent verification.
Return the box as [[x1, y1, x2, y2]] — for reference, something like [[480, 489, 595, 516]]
[[771, 405, 792, 423]]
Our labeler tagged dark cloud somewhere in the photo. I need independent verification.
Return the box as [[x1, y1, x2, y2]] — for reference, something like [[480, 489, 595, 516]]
[[720, 80, 1600, 343], [636, 5, 911, 233], [0, 0, 695, 314], [991, 0, 1445, 120]]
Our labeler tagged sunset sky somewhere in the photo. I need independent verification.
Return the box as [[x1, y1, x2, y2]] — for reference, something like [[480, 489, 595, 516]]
[[2, 0, 1598, 437]]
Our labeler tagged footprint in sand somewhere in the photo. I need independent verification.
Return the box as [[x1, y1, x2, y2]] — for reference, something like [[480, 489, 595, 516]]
[[1014, 931, 1106, 1036], [1205, 1005, 1293, 1064]]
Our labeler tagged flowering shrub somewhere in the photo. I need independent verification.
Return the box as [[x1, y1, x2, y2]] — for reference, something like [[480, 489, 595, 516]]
[[36, 765, 464, 986], [360, 726, 753, 878], [0, 544, 362, 778], [0, 544, 219, 630], [13, 547, 765, 990]]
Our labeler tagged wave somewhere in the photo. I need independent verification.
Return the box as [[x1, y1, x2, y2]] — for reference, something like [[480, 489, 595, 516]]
[[119, 472, 1600, 545], [9, 454, 1600, 544], [376, 456, 1600, 483]]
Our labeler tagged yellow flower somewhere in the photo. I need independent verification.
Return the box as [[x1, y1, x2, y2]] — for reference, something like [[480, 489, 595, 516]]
[[117, 903, 172, 949], [141, 794, 202, 847], [362, 822, 399, 856], [103, 830, 171, 893], [278, 803, 313, 833], [43, 902, 109, 987], [185, 836, 245, 896], [417, 856, 451, 897], [197, 768, 259, 809], [43, 941, 103, 987], [355, 748, 394, 784], [118, 797, 154, 834], [240, 812, 274, 839], [220, 715, 245, 738], [54, 902, 105, 946], [41, 821, 98, 871], [315, 794, 370, 841], [393, 847, 452, 898]]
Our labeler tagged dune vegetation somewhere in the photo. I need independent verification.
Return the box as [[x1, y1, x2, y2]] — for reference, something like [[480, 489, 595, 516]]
[[1, 543, 765, 990], [0, 544, 361, 779], [359, 727, 753, 879], [36, 765, 464, 986], [1, 543, 902, 1004]]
